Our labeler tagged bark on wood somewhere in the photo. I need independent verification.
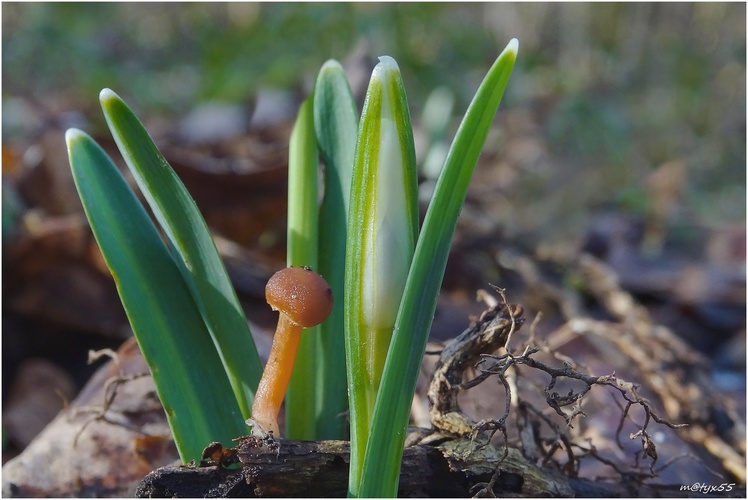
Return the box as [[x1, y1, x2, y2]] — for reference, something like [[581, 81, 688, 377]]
[[137, 434, 746, 497], [137, 433, 574, 497]]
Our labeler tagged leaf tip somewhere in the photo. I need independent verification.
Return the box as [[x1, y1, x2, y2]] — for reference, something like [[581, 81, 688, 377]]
[[506, 38, 519, 56], [320, 59, 344, 73], [375, 55, 399, 75], [65, 128, 87, 143], [99, 88, 120, 106]]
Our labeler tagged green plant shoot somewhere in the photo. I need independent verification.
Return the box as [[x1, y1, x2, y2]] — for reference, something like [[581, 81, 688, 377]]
[[100, 90, 263, 420], [66, 130, 246, 462], [284, 97, 322, 439], [345, 55, 419, 495], [313, 60, 359, 439], [64, 37, 518, 485], [358, 38, 518, 497]]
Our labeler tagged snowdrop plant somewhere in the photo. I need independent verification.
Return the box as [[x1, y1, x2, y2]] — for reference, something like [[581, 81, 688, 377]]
[[65, 38, 518, 497]]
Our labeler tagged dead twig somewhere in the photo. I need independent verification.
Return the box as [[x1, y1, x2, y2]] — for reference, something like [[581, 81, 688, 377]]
[[70, 348, 151, 446]]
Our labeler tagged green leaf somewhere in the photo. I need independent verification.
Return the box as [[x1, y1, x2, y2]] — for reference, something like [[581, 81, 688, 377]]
[[284, 97, 321, 440], [66, 129, 246, 462], [345, 55, 419, 496], [313, 60, 358, 439], [99, 89, 262, 419], [315, 60, 358, 217], [359, 39, 518, 497]]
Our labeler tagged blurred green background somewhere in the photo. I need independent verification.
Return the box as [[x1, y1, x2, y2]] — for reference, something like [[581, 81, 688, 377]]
[[3, 2, 745, 240], [1, 3, 746, 479]]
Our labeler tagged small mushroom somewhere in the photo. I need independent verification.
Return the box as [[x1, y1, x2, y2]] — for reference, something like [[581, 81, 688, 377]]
[[250, 266, 333, 437]]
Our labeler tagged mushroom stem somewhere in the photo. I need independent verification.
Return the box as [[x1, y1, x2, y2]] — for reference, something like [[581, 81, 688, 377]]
[[250, 266, 333, 437], [251, 314, 303, 437]]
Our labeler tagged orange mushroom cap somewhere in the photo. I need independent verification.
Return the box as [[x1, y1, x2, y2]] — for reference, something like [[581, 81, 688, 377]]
[[265, 266, 333, 327]]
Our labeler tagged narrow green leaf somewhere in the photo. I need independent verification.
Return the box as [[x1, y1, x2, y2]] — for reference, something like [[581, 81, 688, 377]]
[[284, 97, 321, 440], [313, 60, 358, 439], [345, 56, 419, 496], [66, 129, 246, 462], [99, 90, 262, 419], [359, 39, 518, 497], [315, 60, 358, 217]]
